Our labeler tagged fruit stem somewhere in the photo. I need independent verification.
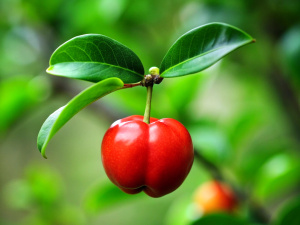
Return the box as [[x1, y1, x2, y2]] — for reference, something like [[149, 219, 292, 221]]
[[143, 85, 153, 124]]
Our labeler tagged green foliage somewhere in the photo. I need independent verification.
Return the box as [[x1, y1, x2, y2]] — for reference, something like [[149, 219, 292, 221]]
[[39, 23, 253, 159], [47, 34, 144, 83], [1, 0, 300, 224], [280, 24, 300, 87], [254, 153, 300, 201], [160, 23, 254, 78], [0, 76, 50, 135], [164, 196, 193, 225], [3, 164, 85, 225], [3, 166, 62, 208], [164, 74, 207, 119], [273, 197, 300, 225], [84, 181, 142, 213], [191, 213, 250, 225], [37, 78, 124, 158], [47, 23, 254, 86], [190, 123, 231, 165]]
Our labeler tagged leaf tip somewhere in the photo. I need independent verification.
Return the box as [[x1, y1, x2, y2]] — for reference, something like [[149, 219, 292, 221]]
[[38, 143, 48, 159], [46, 66, 54, 73], [41, 150, 48, 159]]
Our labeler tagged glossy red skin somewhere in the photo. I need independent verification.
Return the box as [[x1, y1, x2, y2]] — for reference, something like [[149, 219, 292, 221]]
[[101, 115, 194, 198]]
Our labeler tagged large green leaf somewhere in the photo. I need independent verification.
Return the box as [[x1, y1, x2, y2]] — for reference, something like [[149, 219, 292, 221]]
[[160, 23, 254, 78], [37, 78, 124, 158], [47, 34, 144, 83]]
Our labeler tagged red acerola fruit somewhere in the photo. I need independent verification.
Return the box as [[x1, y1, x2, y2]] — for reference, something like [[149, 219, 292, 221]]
[[101, 115, 194, 198], [194, 180, 237, 214]]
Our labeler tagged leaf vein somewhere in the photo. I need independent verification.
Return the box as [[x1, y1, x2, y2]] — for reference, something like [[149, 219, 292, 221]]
[[162, 42, 248, 74], [51, 61, 144, 78], [187, 32, 197, 58]]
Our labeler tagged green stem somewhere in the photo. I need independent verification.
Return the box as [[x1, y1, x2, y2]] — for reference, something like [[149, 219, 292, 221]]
[[143, 85, 153, 124]]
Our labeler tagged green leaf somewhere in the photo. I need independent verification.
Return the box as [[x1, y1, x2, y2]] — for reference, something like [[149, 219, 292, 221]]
[[160, 22, 254, 78], [274, 197, 300, 225], [254, 153, 300, 201], [47, 34, 144, 83], [190, 124, 231, 165], [166, 74, 206, 115], [280, 25, 300, 87], [165, 196, 193, 225], [37, 77, 124, 158], [84, 181, 142, 213], [191, 213, 250, 225], [0, 76, 50, 135]]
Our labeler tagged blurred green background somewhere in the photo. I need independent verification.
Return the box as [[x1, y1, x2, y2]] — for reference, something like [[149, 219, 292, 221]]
[[1, 0, 300, 224]]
